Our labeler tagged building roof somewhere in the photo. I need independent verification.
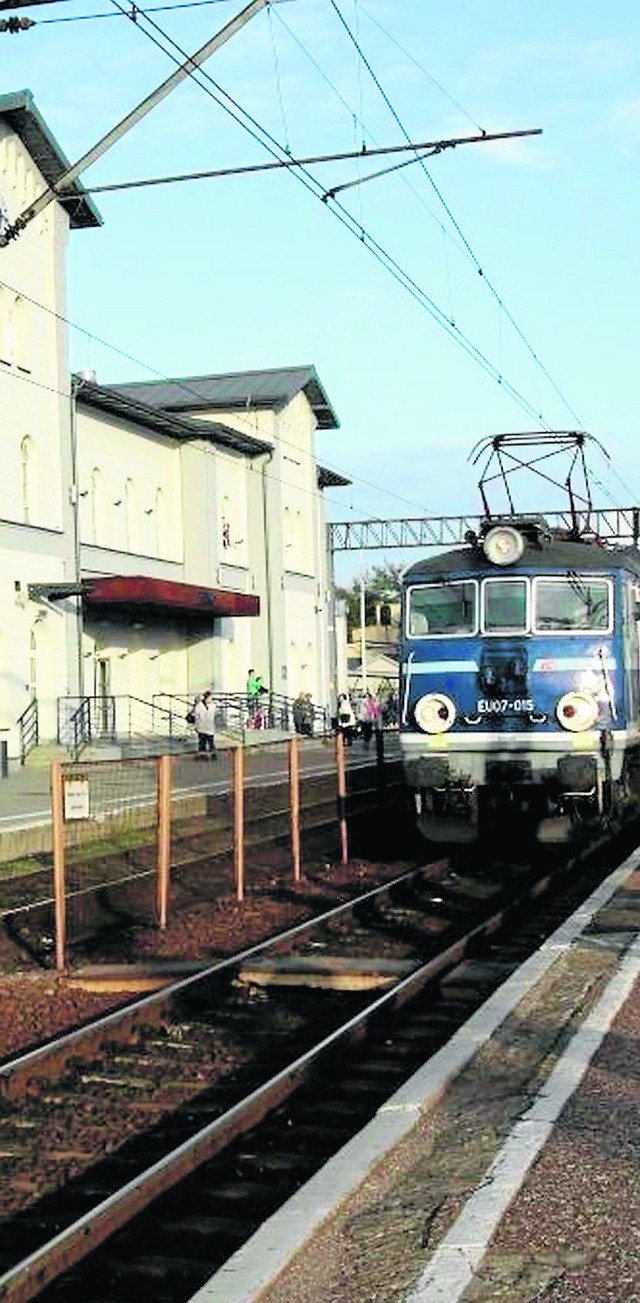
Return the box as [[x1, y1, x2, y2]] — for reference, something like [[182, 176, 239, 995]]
[[76, 377, 271, 457], [106, 365, 340, 430], [0, 90, 101, 230], [317, 465, 351, 489]]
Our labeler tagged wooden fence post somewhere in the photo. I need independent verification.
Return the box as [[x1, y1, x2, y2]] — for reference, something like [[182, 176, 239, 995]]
[[51, 761, 66, 972], [156, 754, 171, 929], [335, 731, 348, 866], [233, 745, 245, 902], [289, 736, 301, 882]]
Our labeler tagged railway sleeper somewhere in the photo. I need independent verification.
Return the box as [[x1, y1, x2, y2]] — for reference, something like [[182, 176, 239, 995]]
[[234, 1147, 320, 1176]]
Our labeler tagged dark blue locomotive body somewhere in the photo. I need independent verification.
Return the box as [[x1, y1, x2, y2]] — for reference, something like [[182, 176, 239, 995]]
[[399, 520, 640, 842]]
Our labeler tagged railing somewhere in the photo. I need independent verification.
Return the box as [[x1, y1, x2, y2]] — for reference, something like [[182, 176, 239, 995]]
[[58, 695, 192, 759], [154, 693, 246, 741], [53, 691, 331, 761], [155, 691, 331, 740], [17, 698, 39, 765]]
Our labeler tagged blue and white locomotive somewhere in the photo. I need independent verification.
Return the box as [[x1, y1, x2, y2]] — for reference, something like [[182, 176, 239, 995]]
[[399, 516, 640, 843]]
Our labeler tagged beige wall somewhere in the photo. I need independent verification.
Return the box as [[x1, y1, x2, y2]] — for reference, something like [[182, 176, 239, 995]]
[[0, 119, 339, 754], [0, 127, 68, 535], [76, 409, 183, 561]]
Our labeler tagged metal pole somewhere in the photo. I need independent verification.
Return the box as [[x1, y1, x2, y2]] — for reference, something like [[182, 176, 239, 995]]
[[70, 377, 84, 698], [336, 731, 348, 866], [289, 737, 301, 882], [51, 762, 66, 971], [360, 575, 368, 693], [0, 0, 267, 245], [233, 745, 245, 902], [156, 754, 171, 929]]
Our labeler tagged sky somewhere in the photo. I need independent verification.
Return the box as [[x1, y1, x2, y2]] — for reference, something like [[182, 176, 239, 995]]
[[4, 0, 640, 585]]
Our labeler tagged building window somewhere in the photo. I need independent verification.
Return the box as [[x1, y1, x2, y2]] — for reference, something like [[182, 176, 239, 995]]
[[125, 478, 140, 552], [154, 487, 166, 557], [221, 494, 232, 550], [91, 467, 106, 545], [0, 287, 12, 365], [14, 296, 29, 372], [29, 629, 37, 699], [21, 435, 34, 524]]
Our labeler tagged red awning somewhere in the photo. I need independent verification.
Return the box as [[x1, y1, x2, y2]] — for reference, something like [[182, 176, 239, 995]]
[[84, 575, 259, 617]]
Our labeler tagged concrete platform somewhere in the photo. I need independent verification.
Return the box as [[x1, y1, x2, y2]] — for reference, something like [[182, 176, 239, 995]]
[[0, 734, 385, 862], [188, 845, 640, 1302]]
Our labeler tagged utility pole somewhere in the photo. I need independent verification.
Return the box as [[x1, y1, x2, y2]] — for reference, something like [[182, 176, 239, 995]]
[[360, 575, 368, 693], [0, 0, 267, 246]]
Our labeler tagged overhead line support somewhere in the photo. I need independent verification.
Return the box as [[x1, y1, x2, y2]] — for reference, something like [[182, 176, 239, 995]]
[[0, 0, 267, 246]]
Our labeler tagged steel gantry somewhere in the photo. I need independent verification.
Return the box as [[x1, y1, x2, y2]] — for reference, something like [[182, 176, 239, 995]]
[[328, 507, 640, 553]]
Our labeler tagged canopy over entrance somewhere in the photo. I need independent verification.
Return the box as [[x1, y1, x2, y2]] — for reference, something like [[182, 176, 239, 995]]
[[29, 575, 259, 617]]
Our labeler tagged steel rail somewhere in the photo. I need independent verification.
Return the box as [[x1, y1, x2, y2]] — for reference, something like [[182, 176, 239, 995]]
[[0, 860, 558, 1301], [0, 860, 445, 1093]]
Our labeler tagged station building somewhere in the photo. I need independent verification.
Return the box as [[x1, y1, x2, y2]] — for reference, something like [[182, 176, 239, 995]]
[[0, 90, 347, 763]]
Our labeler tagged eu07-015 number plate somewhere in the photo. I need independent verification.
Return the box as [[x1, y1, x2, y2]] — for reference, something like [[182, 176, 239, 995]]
[[477, 698, 535, 715]]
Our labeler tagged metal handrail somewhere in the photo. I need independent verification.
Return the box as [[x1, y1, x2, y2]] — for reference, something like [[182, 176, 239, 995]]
[[17, 698, 39, 764], [154, 690, 331, 738], [58, 694, 193, 758]]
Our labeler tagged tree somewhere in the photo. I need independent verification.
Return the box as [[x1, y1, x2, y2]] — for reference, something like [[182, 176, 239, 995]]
[[336, 562, 403, 638]]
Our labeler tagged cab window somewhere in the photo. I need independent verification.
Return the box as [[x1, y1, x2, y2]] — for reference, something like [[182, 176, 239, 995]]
[[482, 579, 528, 633], [407, 581, 477, 637], [534, 577, 611, 632]]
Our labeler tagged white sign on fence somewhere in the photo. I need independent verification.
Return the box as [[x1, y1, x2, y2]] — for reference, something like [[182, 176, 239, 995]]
[[64, 778, 90, 821]]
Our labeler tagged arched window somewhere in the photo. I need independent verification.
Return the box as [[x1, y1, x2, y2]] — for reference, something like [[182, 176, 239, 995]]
[[91, 467, 106, 545], [0, 287, 12, 365], [221, 494, 231, 550], [14, 296, 29, 371], [283, 506, 294, 554], [125, 478, 140, 552], [29, 629, 37, 700], [154, 487, 166, 557], [20, 435, 35, 524], [295, 511, 305, 566]]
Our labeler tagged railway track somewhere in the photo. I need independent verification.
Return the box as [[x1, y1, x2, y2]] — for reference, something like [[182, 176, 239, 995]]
[[0, 835, 623, 1302]]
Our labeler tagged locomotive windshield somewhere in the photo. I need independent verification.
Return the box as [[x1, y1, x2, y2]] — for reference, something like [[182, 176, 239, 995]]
[[482, 579, 527, 633], [533, 577, 611, 631], [407, 573, 613, 638], [407, 581, 476, 636]]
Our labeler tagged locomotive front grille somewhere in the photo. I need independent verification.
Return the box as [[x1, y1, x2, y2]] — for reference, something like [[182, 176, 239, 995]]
[[485, 757, 533, 784]]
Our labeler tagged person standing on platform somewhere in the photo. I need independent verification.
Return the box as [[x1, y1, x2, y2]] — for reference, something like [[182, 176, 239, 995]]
[[336, 693, 356, 746], [247, 668, 263, 719], [364, 691, 382, 749], [193, 690, 217, 758]]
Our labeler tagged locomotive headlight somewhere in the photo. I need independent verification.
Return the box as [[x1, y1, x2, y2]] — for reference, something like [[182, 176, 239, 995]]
[[483, 525, 525, 567], [414, 692, 456, 734], [556, 691, 599, 732]]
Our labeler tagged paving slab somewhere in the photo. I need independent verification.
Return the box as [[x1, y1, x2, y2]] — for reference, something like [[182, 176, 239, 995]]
[[188, 847, 640, 1303]]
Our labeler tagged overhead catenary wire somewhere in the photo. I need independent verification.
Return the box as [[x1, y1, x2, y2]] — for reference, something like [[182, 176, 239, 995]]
[[0, 273, 440, 520], [7, 2, 624, 505], [39, 0, 244, 20], [103, 0, 558, 431], [359, 1, 486, 136], [327, 0, 587, 433]]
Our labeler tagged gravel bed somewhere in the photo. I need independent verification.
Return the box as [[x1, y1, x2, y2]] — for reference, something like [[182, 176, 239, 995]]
[[0, 857, 415, 1058]]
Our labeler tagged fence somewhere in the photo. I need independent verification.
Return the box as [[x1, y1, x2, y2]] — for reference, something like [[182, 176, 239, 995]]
[[50, 732, 401, 970]]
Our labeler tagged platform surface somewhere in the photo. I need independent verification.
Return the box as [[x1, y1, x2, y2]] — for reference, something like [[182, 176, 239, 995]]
[[189, 848, 640, 1302]]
